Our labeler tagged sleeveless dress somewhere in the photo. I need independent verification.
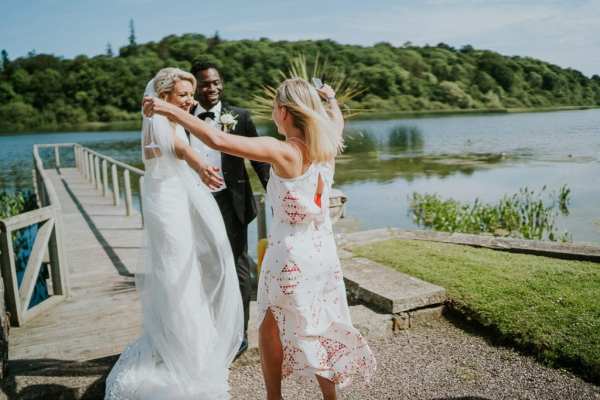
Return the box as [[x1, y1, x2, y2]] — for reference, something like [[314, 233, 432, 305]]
[[257, 162, 376, 389]]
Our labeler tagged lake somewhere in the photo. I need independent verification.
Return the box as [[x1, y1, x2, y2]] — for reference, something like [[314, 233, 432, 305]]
[[1, 109, 599, 248]]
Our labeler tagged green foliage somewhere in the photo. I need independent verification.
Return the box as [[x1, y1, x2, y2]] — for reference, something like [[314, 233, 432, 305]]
[[1, 35, 599, 131], [353, 239, 600, 383], [0, 191, 37, 219], [409, 185, 572, 241]]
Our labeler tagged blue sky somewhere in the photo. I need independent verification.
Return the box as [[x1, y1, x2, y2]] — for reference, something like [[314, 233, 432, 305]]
[[2, 0, 599, 76]]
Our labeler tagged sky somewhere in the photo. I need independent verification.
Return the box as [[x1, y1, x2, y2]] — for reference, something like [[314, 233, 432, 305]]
[[2, 0, 599, 76]]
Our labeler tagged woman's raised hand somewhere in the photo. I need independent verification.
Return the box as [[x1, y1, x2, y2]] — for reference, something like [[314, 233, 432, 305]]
[[143, 96, 175, 118], [316, 84, 336, 101]]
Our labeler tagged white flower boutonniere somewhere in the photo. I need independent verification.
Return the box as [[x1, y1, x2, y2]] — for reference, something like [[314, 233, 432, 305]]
[[220, 111, 238, 133]]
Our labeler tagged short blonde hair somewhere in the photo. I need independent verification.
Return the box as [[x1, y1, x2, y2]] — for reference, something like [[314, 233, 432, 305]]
[[275, 78, 343, 162], [153, 67, 197, 98]]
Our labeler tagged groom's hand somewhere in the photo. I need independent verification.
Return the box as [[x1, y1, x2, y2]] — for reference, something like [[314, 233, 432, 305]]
[[199, 165, 224, 190]]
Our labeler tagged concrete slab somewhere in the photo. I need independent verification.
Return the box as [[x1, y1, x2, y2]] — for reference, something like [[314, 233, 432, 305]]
[[342, 257, 447, 314]]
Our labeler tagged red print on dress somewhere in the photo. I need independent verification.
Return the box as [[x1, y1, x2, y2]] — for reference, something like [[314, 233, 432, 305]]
[[282, 191, 307, 224], [279, 262, 301, 295], [319, 337, 348, 367]]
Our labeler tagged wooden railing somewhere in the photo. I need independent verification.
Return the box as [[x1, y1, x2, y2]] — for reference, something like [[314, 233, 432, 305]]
[[74, 145, 145, 220], [0, 144, 70, 327], [74, 144, 273, 238]]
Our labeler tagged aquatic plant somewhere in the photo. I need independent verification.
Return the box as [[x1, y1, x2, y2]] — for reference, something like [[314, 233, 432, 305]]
[[409, 185, 572, 241]]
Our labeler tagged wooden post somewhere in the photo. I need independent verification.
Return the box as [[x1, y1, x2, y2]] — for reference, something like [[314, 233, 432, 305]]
[[94, 156, 101, 190], [73, 147, 78, 170], [124, 170, 133, 216], [101, 159, 109, 197], [255, 193, 267, 240], [32, 168, 41, 208], [0, 225, 21, 326], [85, 151, 91, 180], [47, 209, 68, 297], [89, 154, 95, 185], [82, 150, 87, 178], [139, 176, 144, 226], [54, 146, 60, 169], [111, 164, 120, 206], [76, 147, 82, 172]]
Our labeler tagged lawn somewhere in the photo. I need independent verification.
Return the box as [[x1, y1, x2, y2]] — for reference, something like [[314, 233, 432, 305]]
[[352, 239, 600, 383]]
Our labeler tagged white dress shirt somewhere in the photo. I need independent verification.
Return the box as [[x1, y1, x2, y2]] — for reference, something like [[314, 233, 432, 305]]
[[191, 101, 226, 192]]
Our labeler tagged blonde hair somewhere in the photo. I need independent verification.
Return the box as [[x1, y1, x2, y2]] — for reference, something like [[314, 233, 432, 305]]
[[153, 67, 197, 98], [275, 78, 343, 162]]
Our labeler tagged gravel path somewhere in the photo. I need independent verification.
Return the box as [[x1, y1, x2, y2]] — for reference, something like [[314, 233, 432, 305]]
[[230, 319, 600, 400]]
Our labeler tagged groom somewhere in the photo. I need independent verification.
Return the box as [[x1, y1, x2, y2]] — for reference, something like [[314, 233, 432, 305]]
[[188, 61, 270, 355]]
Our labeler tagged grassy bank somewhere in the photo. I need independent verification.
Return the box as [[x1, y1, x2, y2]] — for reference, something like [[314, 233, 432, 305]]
[[352, 239, 600, 383], [355, 104, 600, 120], [2, 104, 600, 134]]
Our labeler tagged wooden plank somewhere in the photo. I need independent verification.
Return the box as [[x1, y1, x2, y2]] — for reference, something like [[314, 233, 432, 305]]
[[0, 206, 53, 232], [18, 218, 54, 312], [21, 295, 65, 324]]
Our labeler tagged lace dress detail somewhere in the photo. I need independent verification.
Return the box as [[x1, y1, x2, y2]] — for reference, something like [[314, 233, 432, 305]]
[[257, 162, 376, 389]]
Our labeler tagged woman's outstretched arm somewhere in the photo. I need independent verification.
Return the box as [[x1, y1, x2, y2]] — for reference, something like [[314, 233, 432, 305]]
[[143, 96, 299, 172]]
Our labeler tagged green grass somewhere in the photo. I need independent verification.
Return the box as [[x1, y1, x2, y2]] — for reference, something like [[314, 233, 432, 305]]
[[352, 239, 600, 383]]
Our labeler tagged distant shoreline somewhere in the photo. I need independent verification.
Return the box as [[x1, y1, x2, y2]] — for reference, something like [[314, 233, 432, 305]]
[[2, 105, 600, 135]]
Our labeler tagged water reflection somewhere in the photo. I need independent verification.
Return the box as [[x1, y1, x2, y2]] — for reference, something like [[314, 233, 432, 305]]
[[336, 124, 506, 184], [388, 126, 424, 152]]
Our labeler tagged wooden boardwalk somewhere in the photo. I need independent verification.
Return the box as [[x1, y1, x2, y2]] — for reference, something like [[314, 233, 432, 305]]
[[9, 167, 142, 365]]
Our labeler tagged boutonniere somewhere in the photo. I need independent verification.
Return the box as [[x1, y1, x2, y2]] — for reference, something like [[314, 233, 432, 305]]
[[219, 110, 238, 133]]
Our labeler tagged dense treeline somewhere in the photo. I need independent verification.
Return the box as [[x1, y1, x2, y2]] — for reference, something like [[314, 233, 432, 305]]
[[1, 34, 600, 131]]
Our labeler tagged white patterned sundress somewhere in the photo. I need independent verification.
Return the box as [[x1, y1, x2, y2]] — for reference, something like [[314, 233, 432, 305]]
[[257, 162, 376, 389]]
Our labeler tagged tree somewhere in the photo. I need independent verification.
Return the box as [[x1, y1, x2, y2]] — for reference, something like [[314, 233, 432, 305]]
[[460, 45, 474, 54], [128, 19, 137, 47], [478, 53, 515, 91], [1, 50, 8, 71], [106, 43, 114, 57], [208, 31, 222, 48]]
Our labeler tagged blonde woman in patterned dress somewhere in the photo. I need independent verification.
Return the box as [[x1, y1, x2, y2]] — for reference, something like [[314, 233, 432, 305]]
[[143, 77, 376, 400]]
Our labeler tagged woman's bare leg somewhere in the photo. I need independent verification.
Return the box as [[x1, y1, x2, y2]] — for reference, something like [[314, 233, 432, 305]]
[[316, 375, 337, 400], [259, 308, 284, 400]]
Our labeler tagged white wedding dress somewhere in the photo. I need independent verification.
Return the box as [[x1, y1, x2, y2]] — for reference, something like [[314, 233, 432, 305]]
[[104, 81, 244, 399]]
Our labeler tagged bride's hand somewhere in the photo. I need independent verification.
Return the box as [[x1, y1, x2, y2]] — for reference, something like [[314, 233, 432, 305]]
[[198, 165, 224, 191], [143, 96, 174, 118]]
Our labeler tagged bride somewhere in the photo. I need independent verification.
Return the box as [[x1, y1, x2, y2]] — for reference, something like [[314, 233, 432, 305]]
[[104, 68, 244, 399]]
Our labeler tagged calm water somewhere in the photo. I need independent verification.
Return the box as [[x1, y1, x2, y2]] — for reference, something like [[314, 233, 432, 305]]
[[1, 109, 599, 245]]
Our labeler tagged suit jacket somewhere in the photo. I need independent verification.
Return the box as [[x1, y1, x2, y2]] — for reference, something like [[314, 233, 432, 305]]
[[188, 101, 270, 226]]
